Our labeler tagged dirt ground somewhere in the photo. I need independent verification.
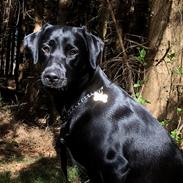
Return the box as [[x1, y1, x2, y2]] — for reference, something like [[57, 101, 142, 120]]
[[0, 108, 66, 183]]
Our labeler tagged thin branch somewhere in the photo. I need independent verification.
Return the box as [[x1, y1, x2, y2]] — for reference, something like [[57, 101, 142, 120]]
[[155, 41, 170, 66], [125, 38, 149, 50], [106, 0, 134, 94], [106, 0, 127, 58]]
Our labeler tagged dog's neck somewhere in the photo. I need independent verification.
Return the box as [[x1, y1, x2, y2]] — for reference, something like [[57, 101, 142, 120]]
[[51, 66, 111, 115], [85, 66, 111, 92]]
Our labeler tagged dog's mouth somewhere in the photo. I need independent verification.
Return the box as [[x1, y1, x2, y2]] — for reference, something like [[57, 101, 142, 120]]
[[42, 77, 67, 89], [41, 68, 68, 89]]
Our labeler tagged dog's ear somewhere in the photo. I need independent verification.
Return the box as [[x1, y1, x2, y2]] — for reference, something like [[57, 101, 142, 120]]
[[24, 31, 40, 64], [83, 28, 104, 69], [24, 23, 53, 64]]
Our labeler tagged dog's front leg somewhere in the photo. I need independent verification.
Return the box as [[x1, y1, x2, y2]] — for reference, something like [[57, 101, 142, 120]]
[[56, 138, 68, 182], [60, 143, 68, 181]]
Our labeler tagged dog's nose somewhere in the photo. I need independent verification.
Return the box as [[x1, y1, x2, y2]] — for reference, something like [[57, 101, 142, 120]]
[[44, 72, 59, 83]]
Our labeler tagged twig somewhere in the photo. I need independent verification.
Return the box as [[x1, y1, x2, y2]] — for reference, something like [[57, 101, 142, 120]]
[[2, 102, 27, 109], [106, 0, 127, 58], [106, 0, 134, 94], [155, 41, 170, 66], [125, 38, 149, 50]]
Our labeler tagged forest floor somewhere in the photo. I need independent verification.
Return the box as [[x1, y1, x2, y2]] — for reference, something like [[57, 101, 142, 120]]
[[0, 105, 182, 183], [0, 107, 80, 183]]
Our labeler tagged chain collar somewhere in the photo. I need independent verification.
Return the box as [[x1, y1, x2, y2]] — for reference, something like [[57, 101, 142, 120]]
[[61, 86, 104, 123]]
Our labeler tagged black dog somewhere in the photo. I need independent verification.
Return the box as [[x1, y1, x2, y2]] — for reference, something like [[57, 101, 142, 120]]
[[24, 24, 183, 183]]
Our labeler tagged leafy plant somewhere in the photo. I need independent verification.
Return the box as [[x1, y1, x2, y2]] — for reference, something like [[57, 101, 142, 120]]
[[68, 166, 80, 183], [0, 172, 12, 183], [176, 107, 182, 113], [160, 107, 183, 145], [170, 129, 182, 144], [135, 48, 147, 65], [160, 120, 182, 144], [133, 80, 143, 88], [174, 67, 183, 75], [133, 92, 150, 105], [167, 52, 176, 62], [160, 119, 169, 128]]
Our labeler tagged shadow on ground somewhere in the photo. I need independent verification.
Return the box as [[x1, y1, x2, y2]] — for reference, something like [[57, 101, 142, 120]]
[[0, 157, 65, 183]]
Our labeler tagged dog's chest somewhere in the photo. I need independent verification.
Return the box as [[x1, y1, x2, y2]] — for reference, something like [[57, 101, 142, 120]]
[[60, 106, 107, 148]]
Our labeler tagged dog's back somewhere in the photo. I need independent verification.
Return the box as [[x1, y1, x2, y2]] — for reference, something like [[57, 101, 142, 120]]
[[112, 85, 183, 183], [61, 69, 183, 183]]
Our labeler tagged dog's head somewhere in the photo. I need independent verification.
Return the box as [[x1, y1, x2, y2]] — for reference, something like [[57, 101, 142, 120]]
[[24, 24, 104, 90]]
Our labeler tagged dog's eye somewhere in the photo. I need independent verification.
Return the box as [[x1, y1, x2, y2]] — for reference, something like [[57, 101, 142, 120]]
[[68, 48, 78, 56], [41, 44, 50, 54]]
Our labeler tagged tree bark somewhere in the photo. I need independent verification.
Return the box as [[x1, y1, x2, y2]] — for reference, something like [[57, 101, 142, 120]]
[[142, 0, 183, 129]]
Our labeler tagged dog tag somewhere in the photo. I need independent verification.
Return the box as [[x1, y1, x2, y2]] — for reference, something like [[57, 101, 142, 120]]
[[93, 91, 108, 103]]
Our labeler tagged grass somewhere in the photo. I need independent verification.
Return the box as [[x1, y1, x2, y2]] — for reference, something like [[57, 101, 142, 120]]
[[0, 152, 64, 183], [0, 156, 83, 183], [0, 154, 85, 183], [0, 157, 65, 183], [0, 109, 64, 183], [0, 108, 83, 183], [68, 166, 80, 183]]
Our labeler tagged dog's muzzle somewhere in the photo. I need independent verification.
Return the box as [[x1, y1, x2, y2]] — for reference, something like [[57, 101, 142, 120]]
[[41, 66, 67, 89]]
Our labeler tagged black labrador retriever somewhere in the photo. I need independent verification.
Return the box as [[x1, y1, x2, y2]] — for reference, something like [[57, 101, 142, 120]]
[[24, 24, 183, 183]]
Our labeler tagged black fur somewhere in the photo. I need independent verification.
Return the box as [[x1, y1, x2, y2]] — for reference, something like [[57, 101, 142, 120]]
[[24, 24, 183, 183]]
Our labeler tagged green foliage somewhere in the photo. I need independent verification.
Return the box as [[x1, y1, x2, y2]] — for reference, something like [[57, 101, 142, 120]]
[[176, 107, 183, 113], [133, 80, 150, 105], [133, 92, 150, 105], [170, 129, 182, 144], [68, 166, 80, 183], [135, 48, 147, 65], [160, 121, 182, 144], [159, 119, 169, 128], [167, 52, 176, 62], [133, 80, 142, 88], [174, 67, 183, 75], [0, 172, 12, 183], [160, 108, 183, 145], [0, 158, 64, 183]]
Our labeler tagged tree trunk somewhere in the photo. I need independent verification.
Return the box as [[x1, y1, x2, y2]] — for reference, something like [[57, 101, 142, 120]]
[[142, 0, 183, 129]]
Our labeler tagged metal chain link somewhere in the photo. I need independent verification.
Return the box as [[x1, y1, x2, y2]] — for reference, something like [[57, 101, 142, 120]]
[[67, 86, 103, 115]]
